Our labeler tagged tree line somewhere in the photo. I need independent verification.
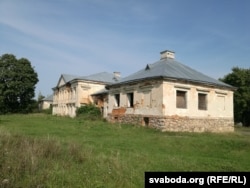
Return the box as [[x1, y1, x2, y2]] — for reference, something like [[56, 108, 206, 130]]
[[220, 67, 250, 126], [0, 53, 249, 126]]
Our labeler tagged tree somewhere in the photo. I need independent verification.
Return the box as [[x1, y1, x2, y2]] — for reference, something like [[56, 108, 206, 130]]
[[0, 54, 39, 113], [220, 67, 250, 126]]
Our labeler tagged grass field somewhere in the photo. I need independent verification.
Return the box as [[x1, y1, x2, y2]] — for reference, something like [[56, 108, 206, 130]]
[[0, 114, 250, 187]]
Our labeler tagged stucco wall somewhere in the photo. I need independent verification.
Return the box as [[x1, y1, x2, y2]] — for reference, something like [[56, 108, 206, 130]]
[[53, 80, 106, 117], [41, 101, 52, 110], [162, 81, 234, 118], [107, 79, 234, 132], [75, 82, 106, 106], [108, 80, 164, 116], [108, 80, 234, 118]]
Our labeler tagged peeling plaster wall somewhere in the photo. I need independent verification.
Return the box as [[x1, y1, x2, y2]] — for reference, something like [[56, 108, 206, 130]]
[[76, 82, 106, 106], [162, 81, 234, 118], [107, 80, 164, 116], [107, 79, 234, 132], [53, 81, 106, 117]]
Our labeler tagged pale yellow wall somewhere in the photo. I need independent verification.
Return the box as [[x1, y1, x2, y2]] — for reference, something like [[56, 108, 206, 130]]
[[41, 101, 52, 110], [108, 79, 234, 120], [53, 80, 107, 117], [162, 81, 234, 118], [75, 82, 106, 106], [108, 80, 164, 116], [53, 76, 234, 120]]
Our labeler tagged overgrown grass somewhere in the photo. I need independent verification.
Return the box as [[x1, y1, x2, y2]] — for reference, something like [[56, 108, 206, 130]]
[[0, 114, 250, 187]]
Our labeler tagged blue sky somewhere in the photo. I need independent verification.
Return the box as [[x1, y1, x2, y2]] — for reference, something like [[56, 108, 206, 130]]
[[0, 0, 249, 98]]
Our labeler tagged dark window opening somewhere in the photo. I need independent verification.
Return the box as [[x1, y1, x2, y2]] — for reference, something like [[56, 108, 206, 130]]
[[176, 90, 187, 108], [114, 94, 120, 107], [127, 92, 134, 107]]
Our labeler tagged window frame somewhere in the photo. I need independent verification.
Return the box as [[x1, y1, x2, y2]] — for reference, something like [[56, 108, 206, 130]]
[[114, 93, 120, 107], [198, 93, 207, 110], [176, 90, 187, 109], [127, 92, 134, 108]]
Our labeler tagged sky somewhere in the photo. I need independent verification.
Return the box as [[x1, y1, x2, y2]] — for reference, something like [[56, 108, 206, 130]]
[[0, 0, 249, 98]]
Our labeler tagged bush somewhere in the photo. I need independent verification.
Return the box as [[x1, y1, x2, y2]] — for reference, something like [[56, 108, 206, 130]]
[[41, 108, 52, 115], [76, 104, 101, 120]]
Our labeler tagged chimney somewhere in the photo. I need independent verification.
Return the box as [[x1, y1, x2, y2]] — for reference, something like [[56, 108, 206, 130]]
[[160, 50, 175, 59], [113, 72, 121, 81]]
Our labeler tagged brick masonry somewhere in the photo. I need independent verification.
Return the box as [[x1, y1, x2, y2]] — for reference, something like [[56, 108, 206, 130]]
[[107, 114, 234, 133]]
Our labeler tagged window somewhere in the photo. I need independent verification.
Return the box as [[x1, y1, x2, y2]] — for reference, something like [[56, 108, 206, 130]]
[[114, 94, 120, 107], [198, 93, 207, 110], [127, 92, 134, 107], [176, 90, 187, 108]]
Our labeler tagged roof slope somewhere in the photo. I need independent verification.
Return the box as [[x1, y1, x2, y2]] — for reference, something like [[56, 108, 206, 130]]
[[42, 94, 53, 101], [61, 74, 80, 83], [78, 72, 119, 83], [55, 72, 119, 89], [110, 58, 233, 89]]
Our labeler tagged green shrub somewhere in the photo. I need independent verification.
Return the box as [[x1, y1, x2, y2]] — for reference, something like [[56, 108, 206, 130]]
[[76, 104, 101, 120], [41, 108, 52, 115]]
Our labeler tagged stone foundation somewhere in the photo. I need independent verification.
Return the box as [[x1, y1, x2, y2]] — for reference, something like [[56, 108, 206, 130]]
[[107, 114, 234, 133]]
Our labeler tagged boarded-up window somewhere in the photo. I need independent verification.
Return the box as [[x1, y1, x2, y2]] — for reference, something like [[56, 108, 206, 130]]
[[198, 93, 207, 110], [176, 90, 187, 108], [143, 91, 151, 107], [217, 96, 225, 111], [127, 93, 134, 107], [114, 94, 120, 107]]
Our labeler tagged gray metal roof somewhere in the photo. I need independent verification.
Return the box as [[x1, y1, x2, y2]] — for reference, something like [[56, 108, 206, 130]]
[[59, 72, 119, 85], [78, 72, 119, 83], [61, 74, 80, 83], [109, 58, 234, 89], [42, 94, 53, 101]]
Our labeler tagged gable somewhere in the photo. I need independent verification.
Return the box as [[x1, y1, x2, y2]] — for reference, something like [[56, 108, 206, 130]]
[[58, 76, 66, 87], [56, 74, 79, 87]]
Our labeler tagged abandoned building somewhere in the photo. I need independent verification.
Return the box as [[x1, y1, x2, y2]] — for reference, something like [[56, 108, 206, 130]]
[[52, 72, 120, 117], [52, 50, 235, 132], [105, 50, 236, 132]]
